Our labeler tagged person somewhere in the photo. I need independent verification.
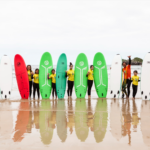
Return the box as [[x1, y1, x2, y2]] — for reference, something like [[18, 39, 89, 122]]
[[87, 65, 94, 98], [131, 70, 140, 100], [48, 69, 57, 99], [33, 69, 40, 100], [122, 56, 131, 99], [27, 65, 34, 98], [66, 62, 74, 98]]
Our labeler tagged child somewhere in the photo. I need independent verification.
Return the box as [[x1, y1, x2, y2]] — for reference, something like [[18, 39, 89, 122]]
[[48, 69, 57, 99], [86, 65, 94, 98], [27, 65, 34, 98], [131, 70, 140, 99], [65, 62, 74, 98], [33, 69, 40, 99]]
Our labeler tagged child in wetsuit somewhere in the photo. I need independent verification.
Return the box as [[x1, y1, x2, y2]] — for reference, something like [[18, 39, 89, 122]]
[[87, 65, 94, 99], [33, 69, 40, 99], [131, 70, 140, 99], [48, 69, 57, 99]]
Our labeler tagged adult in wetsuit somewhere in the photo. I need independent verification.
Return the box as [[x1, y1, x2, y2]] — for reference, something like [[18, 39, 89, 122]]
[[122, 56, 131, 98]]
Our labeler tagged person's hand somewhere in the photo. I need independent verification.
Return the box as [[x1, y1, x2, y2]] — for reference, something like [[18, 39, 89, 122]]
[[47, 73, 49, 75], [128, 56, 131, 58], [65, 71, 67, 73], [31, 72, 34, 75]]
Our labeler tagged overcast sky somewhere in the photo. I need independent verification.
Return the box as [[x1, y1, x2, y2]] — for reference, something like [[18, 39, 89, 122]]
[[0, 1, 150, 65]]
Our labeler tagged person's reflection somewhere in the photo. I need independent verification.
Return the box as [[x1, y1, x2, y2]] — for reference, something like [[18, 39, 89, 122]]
[[56, 100, 67, 142], [141, 100, 150, 147], [13, 101, 29, 142], [0, 101, 13, 139], [110, 99, 122, 141], [33, 102, 40, 129], [122, 99, 131, 145], [50, 100, 57, 130], [75, 99, 89, 142], [39, 101, 53, 145], [67, 99, 74, 134], [93, 99, 108, 143], [132, 99, 140, 132], [87, 99, 94, 132], [26, 103, 33, 133]]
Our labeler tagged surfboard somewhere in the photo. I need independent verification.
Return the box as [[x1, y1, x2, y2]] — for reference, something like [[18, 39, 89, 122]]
[[39, 52, 53, 99], [14, 54, 29, 99], [110, 54, 122, 98], [0, 55, 12, 99], [75, 53, 88, 98], [56, 53, 67, 99], [93, 52, 108, 98], [141, 52, 150, 100], [94, 99, 108, 143], [75, 99, 89, 142]]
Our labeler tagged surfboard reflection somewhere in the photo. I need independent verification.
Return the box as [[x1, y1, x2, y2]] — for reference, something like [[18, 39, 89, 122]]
[[93, 99, 108, 143], [56, 100, 67, 142], [13, 101, 29, 142], [75, 99, 89, 142], [39, 101, 53, 145], [141, 100, 150, 147]]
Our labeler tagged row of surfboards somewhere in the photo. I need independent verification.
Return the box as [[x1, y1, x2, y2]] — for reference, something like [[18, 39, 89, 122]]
[[0, 52, 149, 100]]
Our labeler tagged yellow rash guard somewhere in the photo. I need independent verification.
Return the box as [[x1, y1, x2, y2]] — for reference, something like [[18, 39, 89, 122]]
[[88, 69, 94, 80], [27, 70, 32, 81], [67, 69, 74, 81], [33, 74, 39, 84], [49, 74, 56, 83], [131, 76, 139, 86]]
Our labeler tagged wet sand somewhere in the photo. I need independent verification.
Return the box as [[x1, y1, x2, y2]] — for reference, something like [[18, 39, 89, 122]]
[[0, 90, 150, 150]]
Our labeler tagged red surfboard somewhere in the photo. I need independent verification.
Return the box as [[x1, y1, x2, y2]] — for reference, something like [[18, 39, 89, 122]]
[[14, 54, 29, 99]]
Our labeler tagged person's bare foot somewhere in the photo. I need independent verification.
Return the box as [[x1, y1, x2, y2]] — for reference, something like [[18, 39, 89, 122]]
[[132, 97, 135, 100]]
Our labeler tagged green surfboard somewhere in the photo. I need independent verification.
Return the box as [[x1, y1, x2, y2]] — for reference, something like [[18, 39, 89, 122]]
[[75, 99, 89, 142], [39, 52, 53, 99], [75, 53, 88, 98], [93, 52, 108, 98], [39, 101, 53, 145], [94, 99, 108, 143], [56, 53, 67, 99]]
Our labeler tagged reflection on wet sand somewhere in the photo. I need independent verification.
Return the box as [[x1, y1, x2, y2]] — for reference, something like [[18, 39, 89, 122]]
[[1, 98, 150, 149], [56, 100, 67, 142], [40, 101, 53, 145], [93, 99, 108, 143], [13, 101, 29, 142], [75, 99, 89, 142], [110, 99, 122, 141], [141, 100, 150, 147]]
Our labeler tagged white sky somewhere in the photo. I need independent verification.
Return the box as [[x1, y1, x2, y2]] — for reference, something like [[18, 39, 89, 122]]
[[0, 0, 150, 65]]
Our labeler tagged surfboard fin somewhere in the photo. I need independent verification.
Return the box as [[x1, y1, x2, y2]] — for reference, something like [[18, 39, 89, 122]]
[[1, 91, 3, 94], [141, 91, 143, 95], [110, 91, 113, 94], [145, 96, 147, 99]]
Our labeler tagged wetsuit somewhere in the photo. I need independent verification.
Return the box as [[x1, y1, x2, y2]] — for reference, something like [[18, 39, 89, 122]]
[[131, 75, 140, 98], [87, 69, 94, 96], [66, 69, 74, 97], [49, 74, 57, 97], [122, 58, 131, 98], [33, 74, 40, 99]]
